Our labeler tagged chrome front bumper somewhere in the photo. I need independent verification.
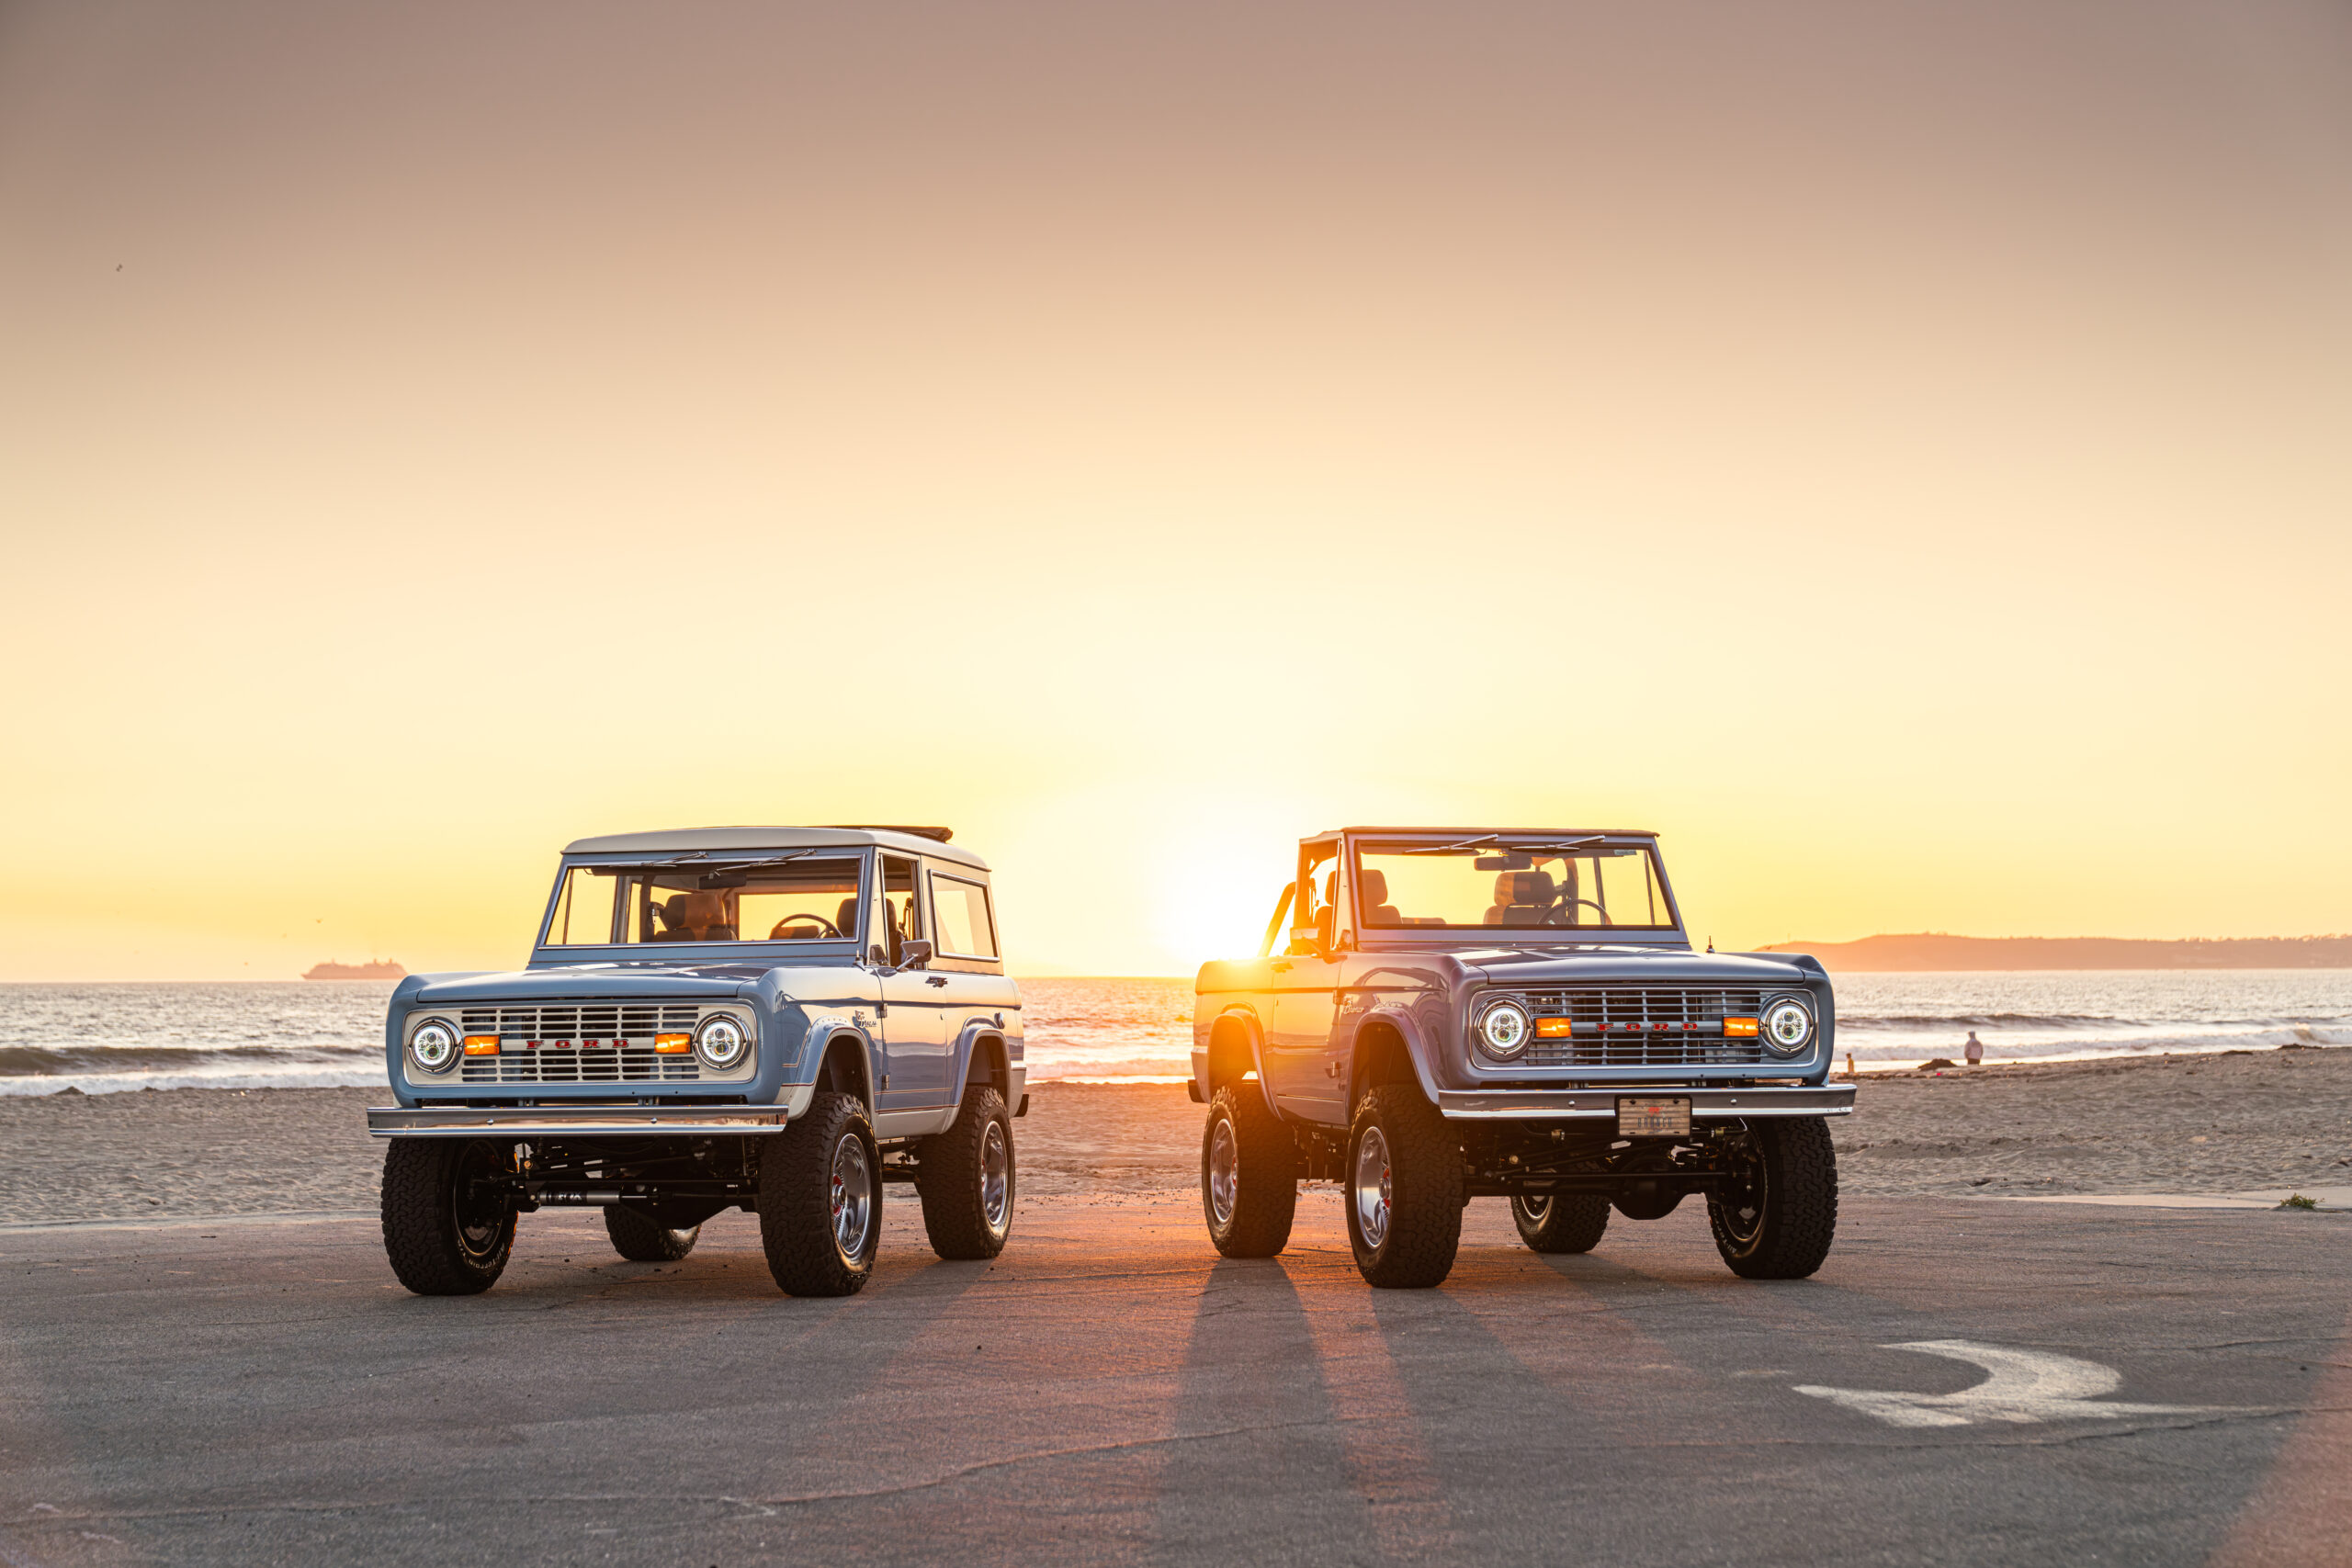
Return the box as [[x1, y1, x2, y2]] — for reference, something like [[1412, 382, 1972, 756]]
[[369, 1083, 818, 1138], [1435, 1084, 1855, 1122]]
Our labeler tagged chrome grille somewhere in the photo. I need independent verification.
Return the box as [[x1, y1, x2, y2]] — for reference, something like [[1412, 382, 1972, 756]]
[[458, 1003, 701, 1038], [1515, 988, 1770, 1068], [455, 1000, 725, 1085]]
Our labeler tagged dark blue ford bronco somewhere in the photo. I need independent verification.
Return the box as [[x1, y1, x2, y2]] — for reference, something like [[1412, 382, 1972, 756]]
[[1192, 827, 1851, 1288]]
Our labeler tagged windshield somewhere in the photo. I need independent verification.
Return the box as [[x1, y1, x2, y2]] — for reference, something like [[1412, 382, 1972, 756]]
[[1353, 840, 1675, 932], [543, 856, 865, 946]]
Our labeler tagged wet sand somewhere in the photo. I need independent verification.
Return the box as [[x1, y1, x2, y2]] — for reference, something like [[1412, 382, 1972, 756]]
[[1, 1046, 2347, 1225]]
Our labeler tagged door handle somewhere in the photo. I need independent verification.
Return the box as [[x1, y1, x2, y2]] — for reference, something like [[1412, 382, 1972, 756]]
[[925, 976, 948, 987], [1271, 961, 1292, 973]]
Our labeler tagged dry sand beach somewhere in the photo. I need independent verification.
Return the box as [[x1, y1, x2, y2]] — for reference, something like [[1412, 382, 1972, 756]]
[[3, 1046, 2347, 1226]]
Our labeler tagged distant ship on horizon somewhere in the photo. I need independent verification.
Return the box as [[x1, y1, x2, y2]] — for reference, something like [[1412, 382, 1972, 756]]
[[302, 959, 407, 981]]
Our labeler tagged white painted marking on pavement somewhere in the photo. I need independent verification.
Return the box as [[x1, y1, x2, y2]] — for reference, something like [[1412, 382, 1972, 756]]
[[1793, 1340, 2218, 1428]]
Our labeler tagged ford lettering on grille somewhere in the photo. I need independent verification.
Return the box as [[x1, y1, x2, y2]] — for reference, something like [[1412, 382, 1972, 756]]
[[1517, 988, 1770, 1067], [456, 1000, 722, 1084]]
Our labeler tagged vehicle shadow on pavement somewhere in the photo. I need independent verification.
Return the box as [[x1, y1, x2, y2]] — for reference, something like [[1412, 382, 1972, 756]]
[[1150, 1256, 1381, 1566]]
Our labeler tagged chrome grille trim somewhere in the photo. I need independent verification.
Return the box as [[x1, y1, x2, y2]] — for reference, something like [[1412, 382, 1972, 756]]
[[1509, 988, 1771, 1068], [458, 1003, 702, 1038], [452, 1000, 741, 1085]]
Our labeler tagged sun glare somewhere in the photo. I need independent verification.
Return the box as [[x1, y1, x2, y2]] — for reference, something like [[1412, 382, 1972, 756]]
[[1146, 800, 1301, 972]]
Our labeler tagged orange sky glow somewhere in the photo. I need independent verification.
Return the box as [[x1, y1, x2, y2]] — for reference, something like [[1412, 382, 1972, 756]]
[[2, 1, 2347, 979]]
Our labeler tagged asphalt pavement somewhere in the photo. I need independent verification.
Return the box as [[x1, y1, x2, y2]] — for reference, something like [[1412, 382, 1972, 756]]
[[0, 1190, 2346, 1567]]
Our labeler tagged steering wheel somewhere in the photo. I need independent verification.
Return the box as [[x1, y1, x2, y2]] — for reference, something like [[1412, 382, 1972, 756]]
[[1540, 898, 1613, 928], [768, 913, 843, 939]]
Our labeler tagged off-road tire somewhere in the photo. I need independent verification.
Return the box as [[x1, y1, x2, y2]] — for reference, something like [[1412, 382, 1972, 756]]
[[1511, 1192, 1611, 1254], [380, 1138, 516, 1296], [759, 1091, 882, 1296], [919, 1086, 1016, 1260], [605, 1206, 700, 1262], [1345, 1085, 1464, 1289], [1201, 1083, 1298, 1258], [1707, 1116, 1838, 1280]]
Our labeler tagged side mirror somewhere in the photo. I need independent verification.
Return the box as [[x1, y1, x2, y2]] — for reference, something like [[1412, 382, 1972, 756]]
[[1288, 915, 1339, 960], [899, 938, 934, 970]]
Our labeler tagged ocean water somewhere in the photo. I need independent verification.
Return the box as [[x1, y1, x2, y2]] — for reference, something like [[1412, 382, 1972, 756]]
[[1, 972, 2346, 1096], [0, 977, 1198, 1096]]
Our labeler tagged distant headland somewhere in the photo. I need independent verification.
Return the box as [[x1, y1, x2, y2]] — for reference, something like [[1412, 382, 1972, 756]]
[[1758, 934, 2352, 972], [302, 959, 407, 980]]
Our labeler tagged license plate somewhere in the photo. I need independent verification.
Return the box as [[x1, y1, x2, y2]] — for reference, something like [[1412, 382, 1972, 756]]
[[1618, 1097, 1691, 1137]]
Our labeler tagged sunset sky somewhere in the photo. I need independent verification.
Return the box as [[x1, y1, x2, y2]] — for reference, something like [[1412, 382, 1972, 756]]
[[3, 1, 2348, 980]]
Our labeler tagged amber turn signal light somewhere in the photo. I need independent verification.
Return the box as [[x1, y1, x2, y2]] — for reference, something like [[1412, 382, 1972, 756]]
[[462, 1036, 500, 1055], [653, 1033, 692, 1055], [1534, 1018, 1574, 1038], [1724, 1017, 1759, 1037]]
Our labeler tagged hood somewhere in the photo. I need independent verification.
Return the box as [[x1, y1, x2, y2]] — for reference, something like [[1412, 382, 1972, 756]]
[[409, 962, 775, 1004], [1455, 945, 1824, 988]]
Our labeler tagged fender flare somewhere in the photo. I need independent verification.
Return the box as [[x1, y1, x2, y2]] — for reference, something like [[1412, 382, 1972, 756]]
[[1351, 1005, 1447, 1108], [944, 1023, 1012, 1118], [811, 1027, 879, 1122], [1201, 1005, 1278, 1117]]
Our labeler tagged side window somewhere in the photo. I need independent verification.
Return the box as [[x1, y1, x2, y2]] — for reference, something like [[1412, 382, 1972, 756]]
[[879, 855, 922, 964], [929, 874, 998, 959], [1289, 846, 1339, 953], [545, 866, 618, 945]]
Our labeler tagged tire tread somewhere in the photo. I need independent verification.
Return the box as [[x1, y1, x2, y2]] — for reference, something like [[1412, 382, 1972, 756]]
[[379, 1139, 513, 1296], [1708, 1117, 1838, 1280], [919, 1086, 1015, 1260], [1203, 1084, 1297, 1258], [759, 1092, 880, 1296], [605, 1206, 699, 1262], [1348, 1085, 1463, 1289], [1513, 1192, 1611, 1254]]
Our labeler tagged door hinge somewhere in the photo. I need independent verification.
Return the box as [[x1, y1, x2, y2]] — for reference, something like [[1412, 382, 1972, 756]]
[[881, 1073, 890, 1090]]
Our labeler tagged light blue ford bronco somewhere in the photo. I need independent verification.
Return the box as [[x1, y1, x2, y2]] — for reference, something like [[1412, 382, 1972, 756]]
[[369, 825, 1023, 1297]]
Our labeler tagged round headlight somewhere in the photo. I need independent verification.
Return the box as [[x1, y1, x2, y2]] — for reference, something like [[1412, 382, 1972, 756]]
[[694, 1014, 750, 1070], [1477, 999, 1532, 1061], [1762, 998, 1815, 1055], [409, 1020, 458, 1073]]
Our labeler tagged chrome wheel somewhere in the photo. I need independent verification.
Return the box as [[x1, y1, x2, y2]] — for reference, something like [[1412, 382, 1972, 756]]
[[980, 1119, 1012, 1235], [1514, 1194, 1552, 1227], [1352, 1124, 1393, 1249], [830, 1131, 875, 1258], [1206, 1117, 1239, 1226]]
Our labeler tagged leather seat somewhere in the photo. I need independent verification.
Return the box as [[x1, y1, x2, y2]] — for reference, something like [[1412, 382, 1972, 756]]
[[654, 890, 735, 942], [1485, 870, 1555, 927], [1358, 868, 1402, 927]]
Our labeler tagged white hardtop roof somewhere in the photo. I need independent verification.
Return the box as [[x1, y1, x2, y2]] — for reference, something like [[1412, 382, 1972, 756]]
[[562, 826, 989, 871]]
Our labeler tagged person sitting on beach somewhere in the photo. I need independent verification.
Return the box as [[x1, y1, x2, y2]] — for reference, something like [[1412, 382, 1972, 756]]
[[1964, 1030, 1984, 1066]]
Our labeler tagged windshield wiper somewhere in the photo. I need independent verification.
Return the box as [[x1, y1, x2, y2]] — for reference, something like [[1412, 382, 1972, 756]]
[[591, 851, 819, 874], [1402, 835, 1498, 856], [1401, 834, 1608, 856]]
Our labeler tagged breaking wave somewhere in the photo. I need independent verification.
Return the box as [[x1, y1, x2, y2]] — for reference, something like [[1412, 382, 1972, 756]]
[[2, 971, 2347, 1093]]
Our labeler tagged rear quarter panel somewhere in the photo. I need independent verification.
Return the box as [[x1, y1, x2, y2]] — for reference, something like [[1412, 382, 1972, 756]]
[[1193, 958, 1277, 1099]]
